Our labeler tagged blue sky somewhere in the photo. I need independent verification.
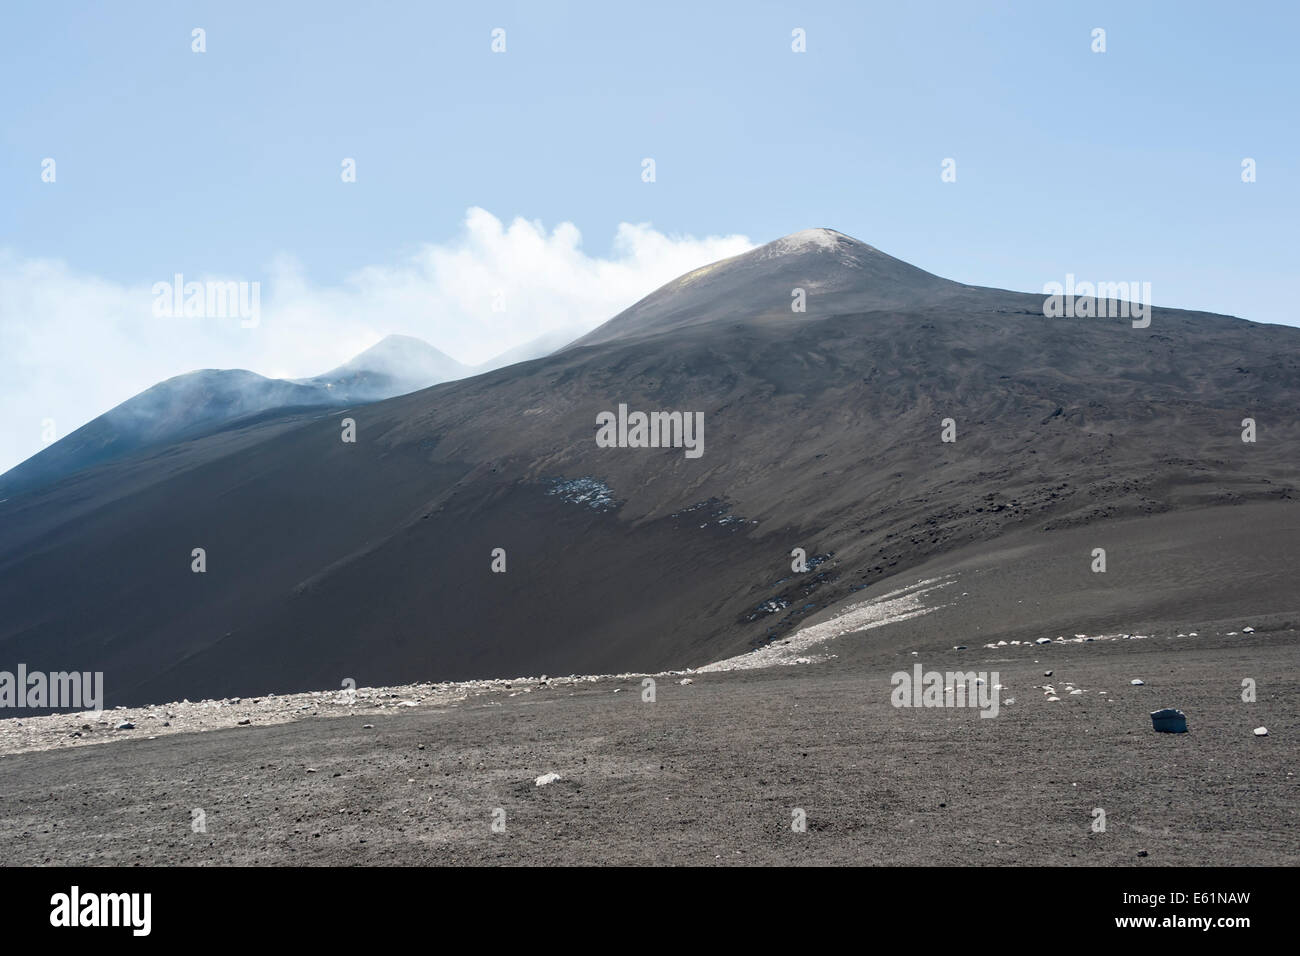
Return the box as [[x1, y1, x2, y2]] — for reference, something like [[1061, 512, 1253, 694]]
[[1, 1, 1297, 470]]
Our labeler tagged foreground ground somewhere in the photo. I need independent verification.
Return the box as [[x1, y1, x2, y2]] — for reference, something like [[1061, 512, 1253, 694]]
[[1, 504, 1294, 866], [0, 629, 1294, 866]]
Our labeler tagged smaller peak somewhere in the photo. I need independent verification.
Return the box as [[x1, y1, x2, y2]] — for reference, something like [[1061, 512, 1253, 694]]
[[372, 333, 434, 349]]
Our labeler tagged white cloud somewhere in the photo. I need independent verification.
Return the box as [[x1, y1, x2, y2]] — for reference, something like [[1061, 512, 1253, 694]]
[[0, 209, 754, 474]]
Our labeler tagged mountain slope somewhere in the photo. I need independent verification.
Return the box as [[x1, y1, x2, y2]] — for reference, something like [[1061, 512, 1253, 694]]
[[0, 370, 338, 496], [569, 228, 968, 348], [0, 334, 470, 496], [1, 230, 1296, 708]]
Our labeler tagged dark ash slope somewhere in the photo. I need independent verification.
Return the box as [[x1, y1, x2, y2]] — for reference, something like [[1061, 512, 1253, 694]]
[[0, 230, 1296, 707]]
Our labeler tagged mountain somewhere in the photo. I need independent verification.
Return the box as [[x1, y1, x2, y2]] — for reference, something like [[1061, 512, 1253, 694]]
[[1, 230, 1296, 709], [0, 370, 339, 497], [298, 334, 472, 402], [0, 334, 470, 497], [569, 228, 967, 348]]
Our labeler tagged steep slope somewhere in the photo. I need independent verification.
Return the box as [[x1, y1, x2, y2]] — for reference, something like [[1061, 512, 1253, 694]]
[[1, 231, 1296, 709]]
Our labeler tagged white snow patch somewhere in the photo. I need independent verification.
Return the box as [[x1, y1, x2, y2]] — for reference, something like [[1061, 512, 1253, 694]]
[[757, 228, 865, 262], [699, 575, 954, 672]]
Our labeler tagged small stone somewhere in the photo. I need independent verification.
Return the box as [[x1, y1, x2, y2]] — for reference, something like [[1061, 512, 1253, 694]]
[[1137, 850, 1148, 858], [1035, 638, 1052, 645], [1130, 679, 1145, 686], [237, 718, 251, 725], [115, 721, 135, 730], [535, 772, 562, 787], [679, 678, 693, 685], [1150, 708, 1188, 733], [1253, 727, 1269, 737], [1044, 670, 1053, 677]]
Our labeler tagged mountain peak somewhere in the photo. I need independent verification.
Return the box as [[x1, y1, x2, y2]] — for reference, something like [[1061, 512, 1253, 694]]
[[761, 227, 863, 253], [752, 228, 878, 267], [368, 332, 440, 350], [309, 334, 469, 398], [570, 227, 960, 349]]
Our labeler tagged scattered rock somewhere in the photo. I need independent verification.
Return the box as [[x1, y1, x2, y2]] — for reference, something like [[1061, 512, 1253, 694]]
[[1130, 679, 1145, 686], [1150, 708, 1188, 733], [1137, 850, 1148, 858], [237, 718, 251, 725], [1035, 638, 1052, 645], [679, 678, 693, 685], [534, 772, 562, 787], [1044, 670, 1053, 677], [115, 722, 134, 731]]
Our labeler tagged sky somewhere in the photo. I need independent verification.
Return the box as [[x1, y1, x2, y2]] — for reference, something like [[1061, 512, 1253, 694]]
[[1, 0, 1297, 473]]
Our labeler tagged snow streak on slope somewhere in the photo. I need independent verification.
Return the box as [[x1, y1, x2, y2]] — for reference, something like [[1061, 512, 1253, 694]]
[[699, 576, 956, 672]]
